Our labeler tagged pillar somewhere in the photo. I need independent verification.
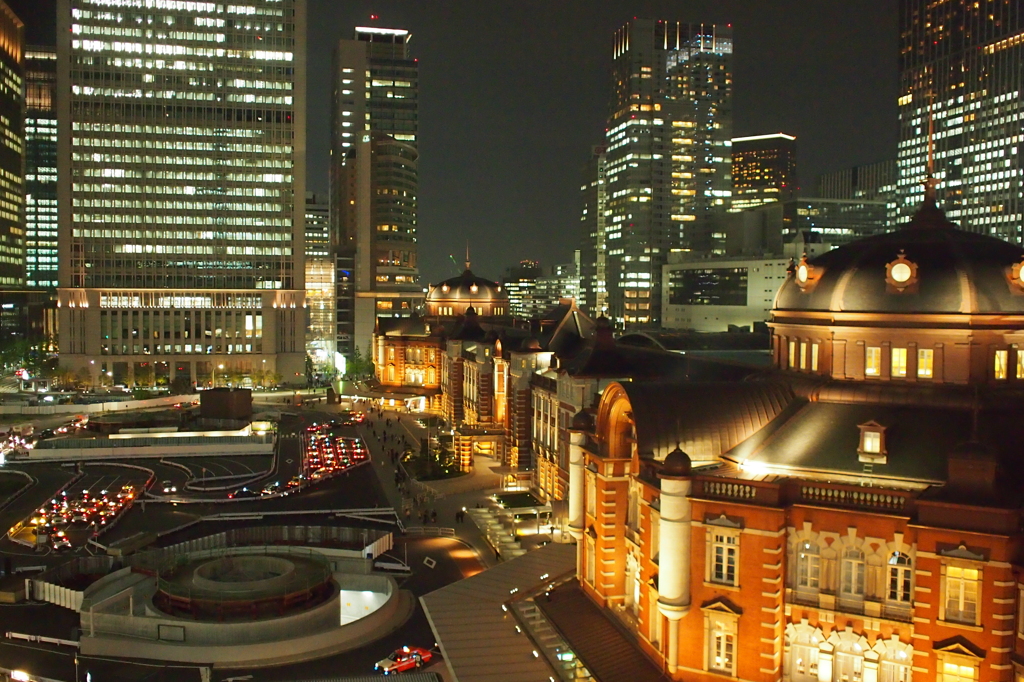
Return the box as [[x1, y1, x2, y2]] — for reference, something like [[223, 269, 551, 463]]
[[657, 474, 692, 674], [568, 430, 585, 541]]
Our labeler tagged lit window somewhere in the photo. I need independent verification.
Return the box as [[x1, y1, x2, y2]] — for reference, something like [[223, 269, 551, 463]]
[[944, 565, 980, 624], [708, 620, 736, 675], [888, 552, 912, 603], [891, 348, 907, 377], [1018, 350, 1024, 379], [811, 343, 819, 372], [710, 532, 738, 585], [918, 348, 934, 378], [840, 547, 866, 601], [788, 339, 796, 368], [796, 541, 820, 591], [880, 660, 912, 682], [862, 431, 881, 454], [995, 350, 1008, 379], [865, 346, 881, 376], [800, 342, 807, 370], [941, 661, 976, 682]]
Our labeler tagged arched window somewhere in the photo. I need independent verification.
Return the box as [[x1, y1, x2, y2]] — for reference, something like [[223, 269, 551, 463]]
[[834, 641, 865, 682], [880, 648, 913, 682], [888, 552, 912, 602], [840, 547, 866, 602], [387, 364, 395, 382], [796, 540, 820, 592], [427, 366, 436, 385]]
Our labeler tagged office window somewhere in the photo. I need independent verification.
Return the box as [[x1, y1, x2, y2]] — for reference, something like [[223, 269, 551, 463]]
[[865, 346, 881, 376], [944, 565, 980, 625], [918, 348, 934, 378], [811, 343, 819, 372], [891, 347, 907, 377], [995, 349, 1008, 380], [710, 532, 738, 585]]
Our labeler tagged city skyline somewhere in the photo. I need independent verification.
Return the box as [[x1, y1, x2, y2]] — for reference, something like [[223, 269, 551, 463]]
[[8, 0, 899, 286]]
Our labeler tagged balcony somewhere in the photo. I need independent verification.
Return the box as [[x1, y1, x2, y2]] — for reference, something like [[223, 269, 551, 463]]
[[792, 482, 914, 515]]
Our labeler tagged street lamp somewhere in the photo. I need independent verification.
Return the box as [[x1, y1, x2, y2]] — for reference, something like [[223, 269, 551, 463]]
[[215, 364, 224, 388]]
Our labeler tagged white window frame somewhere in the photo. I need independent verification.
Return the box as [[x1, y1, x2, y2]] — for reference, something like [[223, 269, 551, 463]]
[[811, 342, 820, 372], [918, 348, 934, 378], [707, 529, 739, 586], [887, 552, 913, 603], [704, 611, 739, 676], [995, 349, 1008, 380], [880, 660, 912, 682], [939, 655, 978, 682], [865, 346, 881, 376], [891, 347, 908, 377], [796, 540, 821, 592], [834, 650, 864, 682], [941, 563, 981, 625], [839, 547, 866, 602]]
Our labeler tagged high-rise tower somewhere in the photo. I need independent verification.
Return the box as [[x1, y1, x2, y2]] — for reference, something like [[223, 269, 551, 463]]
[[586, 19, 732, 328], [332, 25, 420, 363], [897, 1, 1024, 239], [57, 0, 308, 388], [25, 46, 57, 290], [0, 0, 23, 292], [730, 133, 796, 211]]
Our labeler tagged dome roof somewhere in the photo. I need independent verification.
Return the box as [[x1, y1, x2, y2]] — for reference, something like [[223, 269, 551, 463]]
[[774, 202, 1024, 315], [661, 447, 692, 477], [426, 269, 508, 305], [571, 410, 595, 432]]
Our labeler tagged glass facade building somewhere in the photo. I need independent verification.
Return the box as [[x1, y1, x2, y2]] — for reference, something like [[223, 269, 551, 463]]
[[730, 133, 797, 212], [331, 25, 420, 363], [897, 0, 1024, 239], [56, 0, 307, 388], [583, 19, 732, 329], [25, 46, 57, 290], [304, 191, 333, 370], [0, 0, 23, 291]]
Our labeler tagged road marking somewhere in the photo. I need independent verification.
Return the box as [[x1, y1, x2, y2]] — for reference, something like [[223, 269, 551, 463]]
[[285, 459, 293, 464], [423, 557, 436, 569]]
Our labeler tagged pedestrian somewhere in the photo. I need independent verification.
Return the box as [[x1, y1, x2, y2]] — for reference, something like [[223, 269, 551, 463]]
[[431, 509, 437, 523]]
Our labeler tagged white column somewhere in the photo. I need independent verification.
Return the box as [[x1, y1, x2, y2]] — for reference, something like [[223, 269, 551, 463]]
[[568, 430, 585, 541], [657, 474, 692, 673]]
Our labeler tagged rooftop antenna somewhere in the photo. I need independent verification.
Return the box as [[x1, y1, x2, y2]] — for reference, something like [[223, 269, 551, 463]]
[[924, 91, 939, 205]]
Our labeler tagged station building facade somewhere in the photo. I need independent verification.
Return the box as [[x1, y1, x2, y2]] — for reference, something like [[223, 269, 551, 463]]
[[569, 196, 1024, 682]]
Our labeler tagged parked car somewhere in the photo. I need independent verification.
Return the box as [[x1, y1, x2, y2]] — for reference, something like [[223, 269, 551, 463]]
[[374, 646, 433, 674]]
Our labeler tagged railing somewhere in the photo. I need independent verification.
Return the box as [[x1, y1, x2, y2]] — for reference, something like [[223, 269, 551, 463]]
[[404, 526, 455, 538], [696, 478, 780, 506], [795, 483, 912, 513]]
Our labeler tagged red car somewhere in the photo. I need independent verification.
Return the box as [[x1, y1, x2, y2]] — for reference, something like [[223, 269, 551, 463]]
[[374, 646, 433, 674]]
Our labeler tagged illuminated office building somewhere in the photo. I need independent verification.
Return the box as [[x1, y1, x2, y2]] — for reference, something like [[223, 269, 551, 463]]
[[304, 192, 333, 371], [502, 259, 541, 319], [588, 19, 732, 329], [730, 132, 796, 211], [578, 145, 607, 317], [332, 25, 421, 363], [56, 0, 308, 388], [0, 0, 23, 291], [25, 46, 57, 291], [897, 0, 1024, 239]]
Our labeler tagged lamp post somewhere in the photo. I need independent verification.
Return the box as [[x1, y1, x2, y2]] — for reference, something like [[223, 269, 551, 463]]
[[215, 363, 224, 388]]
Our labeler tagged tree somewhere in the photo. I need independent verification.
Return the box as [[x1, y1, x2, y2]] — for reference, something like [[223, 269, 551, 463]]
[[75, 367, 93, 390], [251, 367, 267, 389], [269, 372, 283, 387], [170, 374, 193, 395]]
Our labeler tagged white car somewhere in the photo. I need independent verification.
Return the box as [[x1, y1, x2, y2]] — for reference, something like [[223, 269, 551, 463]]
[[161, 480, 177, 493]]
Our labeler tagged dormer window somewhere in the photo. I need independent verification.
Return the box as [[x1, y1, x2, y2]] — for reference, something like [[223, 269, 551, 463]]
[[858, 421, 887, 464]]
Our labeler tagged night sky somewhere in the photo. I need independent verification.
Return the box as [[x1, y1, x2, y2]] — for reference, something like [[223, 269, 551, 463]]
[[9, 0, 898, 286]]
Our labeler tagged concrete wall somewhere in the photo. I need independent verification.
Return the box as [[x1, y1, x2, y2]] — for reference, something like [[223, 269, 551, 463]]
[[0, 394, 199, 416]]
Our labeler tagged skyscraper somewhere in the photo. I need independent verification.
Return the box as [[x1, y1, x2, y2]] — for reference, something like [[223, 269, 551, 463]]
[[897, 1, 1024, 239], [502, 259, 542, 319], [0, 0, 23, 291], [578, 145, 607, 317], [25, 46, 57, 291], [586, 19, 732, 329], [730, 133, 796, 211], [304, 192, 333, 373], [57, 0, 307, 388], [332, 25, 420, 364]]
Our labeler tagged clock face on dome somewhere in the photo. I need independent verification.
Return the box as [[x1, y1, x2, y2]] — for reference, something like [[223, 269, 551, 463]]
[[796, 264, 808, 283], [890, 262, 912, 283]]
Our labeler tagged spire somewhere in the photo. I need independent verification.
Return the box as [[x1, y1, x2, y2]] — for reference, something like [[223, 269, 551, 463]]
[[465, 242, 471, 271]]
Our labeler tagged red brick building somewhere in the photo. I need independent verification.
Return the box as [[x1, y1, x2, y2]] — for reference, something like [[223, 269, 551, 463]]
[[571, 197, 1024, 682]]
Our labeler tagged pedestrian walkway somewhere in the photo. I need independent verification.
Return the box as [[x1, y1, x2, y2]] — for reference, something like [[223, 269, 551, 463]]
[[358, 409, 502, 571]]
